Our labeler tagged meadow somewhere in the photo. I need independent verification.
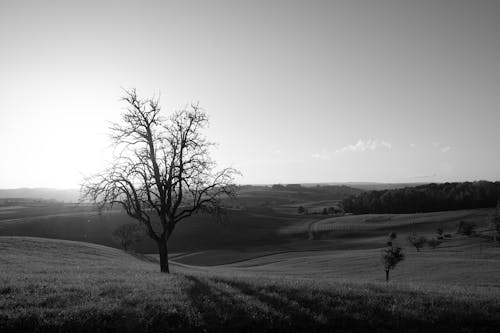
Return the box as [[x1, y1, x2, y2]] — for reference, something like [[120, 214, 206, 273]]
[[1, 186, 500, 331], [1, 237, 499, 332]]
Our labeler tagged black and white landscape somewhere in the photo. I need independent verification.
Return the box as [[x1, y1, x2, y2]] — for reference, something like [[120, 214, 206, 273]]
[[1, 1, 500, 332]]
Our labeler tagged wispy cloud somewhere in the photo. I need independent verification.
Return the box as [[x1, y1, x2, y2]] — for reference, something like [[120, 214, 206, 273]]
[[409, 143, 416, 149], [433, 142, 451, 153], [336, 139, 392, 153], [311, 152, 332, 160]]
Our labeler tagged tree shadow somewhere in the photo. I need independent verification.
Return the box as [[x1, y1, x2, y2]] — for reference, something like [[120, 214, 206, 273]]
[[183, 275, 357, 332], [220, 279, 333, 332], [184, 275, 273, 332]]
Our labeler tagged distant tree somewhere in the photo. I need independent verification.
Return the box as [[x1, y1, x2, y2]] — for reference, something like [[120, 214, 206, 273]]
[[427, 238, 442, 249], [457, 221, 476, 236], [436, 227, 444, 239], [408, 234, 427, 252], [272, 184, 286, 191], [381, 245, 405, 282], [490, 201, 500, 238], [297, 206, 306, 214], [322, 208, 328, 215], [387, 232, 397, 246], [112, 223, 145, 251], [327, 207, 336, 215], [81, 89, 237, 273]]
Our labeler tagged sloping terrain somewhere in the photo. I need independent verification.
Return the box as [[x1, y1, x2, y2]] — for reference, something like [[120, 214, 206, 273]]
[[1, 237, 499, 332]]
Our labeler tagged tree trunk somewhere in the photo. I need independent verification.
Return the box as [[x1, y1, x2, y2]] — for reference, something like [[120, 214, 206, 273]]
[[385, 269, 389, 282], [158, 241, 170, 273]]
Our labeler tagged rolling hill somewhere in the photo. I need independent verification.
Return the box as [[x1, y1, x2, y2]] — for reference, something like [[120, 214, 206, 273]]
[[1, 236, 499, 332]]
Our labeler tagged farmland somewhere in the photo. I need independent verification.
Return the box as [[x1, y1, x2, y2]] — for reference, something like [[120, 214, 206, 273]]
[[1, 186, 500, 331], [1, 237, 499, 332]]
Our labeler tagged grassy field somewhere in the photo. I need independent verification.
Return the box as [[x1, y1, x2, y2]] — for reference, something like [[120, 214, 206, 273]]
[[2, 196, 500, 331], [0, 202, 307, 253], [1, 236, 499, 332]]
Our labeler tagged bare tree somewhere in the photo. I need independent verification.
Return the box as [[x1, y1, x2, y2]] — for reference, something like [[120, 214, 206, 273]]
[[81, 89, 238, 273], [112, 223, 145, 251]]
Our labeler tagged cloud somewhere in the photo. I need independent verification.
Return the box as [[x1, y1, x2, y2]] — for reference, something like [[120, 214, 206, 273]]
[[409, 143, 416, 148], [336, 139, 392, 153], [311, 152, 332, 160], [433, 142, 451, 153]]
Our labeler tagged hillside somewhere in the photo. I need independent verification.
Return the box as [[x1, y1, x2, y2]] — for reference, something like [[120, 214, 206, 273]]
[[0, 184, 362, 205], [1, 237, 499, 332], [0, 188, 80, 202], [0, 198, 495, 255]]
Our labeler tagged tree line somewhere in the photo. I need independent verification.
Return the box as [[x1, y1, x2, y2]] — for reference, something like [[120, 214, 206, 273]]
[[342, 181, 500, 214]]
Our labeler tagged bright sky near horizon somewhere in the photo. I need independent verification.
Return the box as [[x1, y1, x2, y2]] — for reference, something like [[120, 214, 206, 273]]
[[1, 0, 499, 188]]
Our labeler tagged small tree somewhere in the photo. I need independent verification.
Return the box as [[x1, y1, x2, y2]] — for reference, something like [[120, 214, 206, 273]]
[[112, 223, 145, 251], [436, 227, 444, 239], [427, 238, 442, 249], [322, 208, 328, 215], [408, 234, 427, 252], [297, 206, 306, 214], [387, 232, 397, 246], [457, 221, 476, 236], [490, 201, 500, 239], [381, 246, 404, 282]]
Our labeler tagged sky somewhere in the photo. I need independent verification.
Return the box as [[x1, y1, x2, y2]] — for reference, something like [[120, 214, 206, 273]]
[[0, 0, 499, 188]]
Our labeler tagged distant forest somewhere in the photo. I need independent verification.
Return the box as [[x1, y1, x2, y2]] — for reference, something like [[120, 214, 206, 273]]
[[269, 184, 362, 199], [342, 181, 500, 214]]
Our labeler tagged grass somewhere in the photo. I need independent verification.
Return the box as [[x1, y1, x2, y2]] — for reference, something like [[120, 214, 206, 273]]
[[1, 236, 500, 332], [310, 208, 492, 235], [0, 204, 306, 253]]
